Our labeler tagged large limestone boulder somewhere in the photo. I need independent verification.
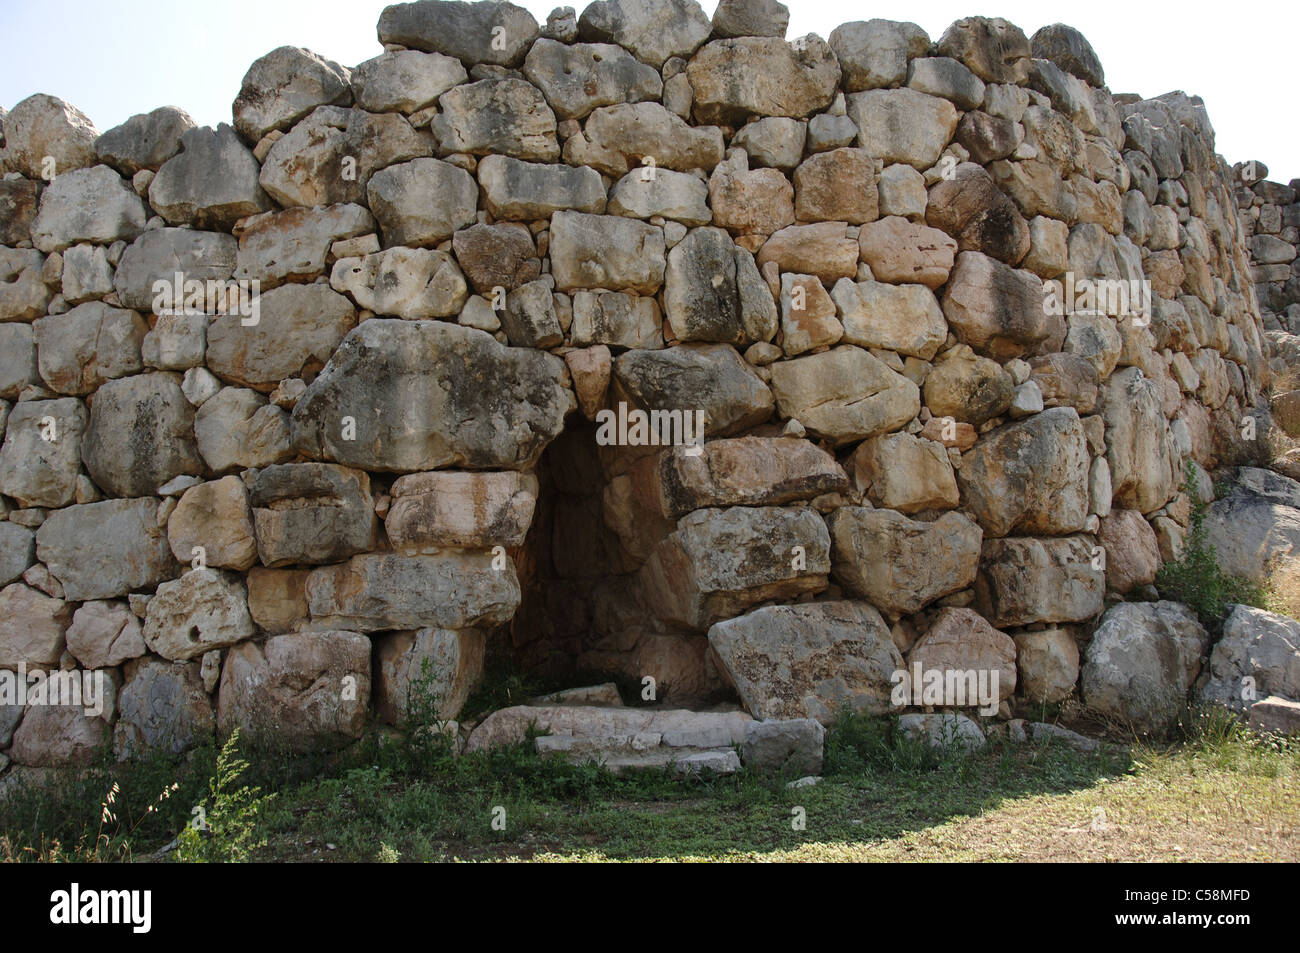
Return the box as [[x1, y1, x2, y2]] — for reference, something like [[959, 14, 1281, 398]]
[[712, 0, 789, 38], [0, 523, 35, 587], [9, 677, 118, 767], [655, 436, 846, 518], [707, 601, 903, 723], [687, 35, 840, 125], [259, 106, 432, 208], [451, 223, 540, 294], [1199, 605, 1300, 712], [34, 302, 146, 395], [0, 582, 70, 668], [941, 251, 1051, 360], [167, 476, 258, 571], [93, 106, 195, 175], [385, 471, 537, 552], [1081, 601, 1209, 735], [769, 345, 920, 445], [0, 248, 53, 322], [0, 94, 98, 179], [849, 431, 959, 513], [524, 39, 662, 120], [113, 228, 237, 312], [845, 88, 958, 169], [148, 124, 272, 230], [231, 46, 351, 142], [250, 463, 376, 567], [1100, 366, 1177, 514], [1096, 508, 1160, 594], [430, 78, 559, 161], [1200, 492, 1300, 584], [0, 179, 40, 247], [36, 498, 177, 601], [1031, 24, 1104, 87], [923, 345, 1014, 425], [831, 279, 946, 359], [0, 398, 88, 508], [81, 373, 203, 498], [978, 535, 1104, 626], [828, 508, 982, 615], [663, 227, 776, 345], [292, 320, 573, 472], [374, 627, 485, 723], [366, 157, 477, 249], [637, 505, 829, 630], [563, 102, 723, 176], [143, 569, 256, 661], [351, 49, 467, 113], [741, 718, 824, 776], [206, 283, 356, 389], [857, 216, 957, 289], [194, 387, 294, 472], [828, 19, 929, 92], [377, 0, 540, 68], [218, 631, 371, 752], [330, 248, 468, 319], [65, 599, 146, 669], [114, 657, 214, 758], [612, 344, 774, 437], [578, 0, 712, 68], [1014, 628, 1079, 704], [478, 154, 607, 219], [31, 165, 147, 253], [936, 17, 1031, 84], [926, 162, 1030, 265], [958, 407, 1090, 537], [234, 203, 374, 287], [550, 211, 665, 295], [906, 607, 1016, 704], [466, 704, 751, 773], [305, 553, 520, 631]]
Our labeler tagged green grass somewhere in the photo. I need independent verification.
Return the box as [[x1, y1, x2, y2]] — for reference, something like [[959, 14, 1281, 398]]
[[3, 706, 1295, 863]]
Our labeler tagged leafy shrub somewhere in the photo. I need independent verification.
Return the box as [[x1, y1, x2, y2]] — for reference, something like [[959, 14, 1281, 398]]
[[1155, 463, 1265, 623]]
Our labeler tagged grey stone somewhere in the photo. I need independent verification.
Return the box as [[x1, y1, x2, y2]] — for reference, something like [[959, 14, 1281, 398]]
[[377, 0, 540, 68], [81, 373, 202, 498], [94, 106, 195, 175], [366, 157, 478, 248], [148, 124, 271, 230], [31, 164, 146, 253], [292, 320, 573, 471], [577, 0, 712, 67], [114, 657, 214, 758], [742, 718, 824, 775], [524, 39, 662, 120], [664, 227, 776, 345], [549, 211, 665, 294], [687, 36, 840, 125], [1081, 601, 1208, 735], [0, 94, 99, 180], [477, 154, 607, 219], [305, 552, 520, 631], [113, 227, 237, 311], [0, 399, 87, 508], [34, 302, 146, 395], [36, 498, 177, 601], [350, 50, 467, 113], [612, 343, 774, 437], [708, 601, 903, 723], [430, 78, 559, 161], [828, 19, 929, 92], [232, 46, 351, 142], [194, 387, 294, 472]]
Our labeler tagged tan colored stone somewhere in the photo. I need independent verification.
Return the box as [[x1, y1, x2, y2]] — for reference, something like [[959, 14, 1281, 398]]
[[857, 216, 956, 289]]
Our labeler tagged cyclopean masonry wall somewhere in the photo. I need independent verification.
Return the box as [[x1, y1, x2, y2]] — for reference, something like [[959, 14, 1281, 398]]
[[0, 0, 1282, 771]]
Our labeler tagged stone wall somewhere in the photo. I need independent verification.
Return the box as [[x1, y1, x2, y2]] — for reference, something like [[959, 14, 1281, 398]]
[[0, 0, 1277, 768]]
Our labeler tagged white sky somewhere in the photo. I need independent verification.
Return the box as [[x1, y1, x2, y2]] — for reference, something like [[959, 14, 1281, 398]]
[[2, 0, 1297, 183]]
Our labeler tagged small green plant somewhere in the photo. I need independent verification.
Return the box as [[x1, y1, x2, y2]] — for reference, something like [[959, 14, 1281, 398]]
[[400, 657, 458, 773], [176, 728, 274, 863], [1155, 462, 1266, 623]]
